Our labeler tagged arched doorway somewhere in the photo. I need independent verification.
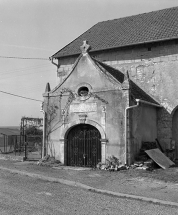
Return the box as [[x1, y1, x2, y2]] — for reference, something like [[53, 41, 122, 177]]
[[172, 108, 178, 159], [66, 124, 101, 167]]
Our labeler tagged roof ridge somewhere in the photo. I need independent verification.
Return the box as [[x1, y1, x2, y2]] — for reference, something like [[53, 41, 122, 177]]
[[92, 58, 120, 73], [97, 6, 178, 24], [92, 57, 125, 83], [129, 79, 160, 105], [52, 6, 178, 58], [51, 23, 98, 59]]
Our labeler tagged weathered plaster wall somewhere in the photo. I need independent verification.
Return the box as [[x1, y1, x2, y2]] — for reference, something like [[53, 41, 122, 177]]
[[55, 40, 178, 153], [57, 40, 178, 111], [103, 90, 128, 162], [45, 54, 129, 164], [157, 108, 172, 151], [130, 105, 157, 162]]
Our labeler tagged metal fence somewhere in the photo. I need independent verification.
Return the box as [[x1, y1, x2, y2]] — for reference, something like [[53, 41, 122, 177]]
[[24, 135, 42, 160]]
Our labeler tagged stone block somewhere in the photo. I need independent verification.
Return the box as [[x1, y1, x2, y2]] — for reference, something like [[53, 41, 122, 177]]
[[134, 59, 141, 63], [111, 60, 118, 65], [153, 57, 161, 63], [160, 56, 169, 62], [170, 55, 177, 61]]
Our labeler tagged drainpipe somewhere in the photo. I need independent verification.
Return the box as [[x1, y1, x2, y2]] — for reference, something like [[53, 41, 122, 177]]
[[40, 104, 46, 158], [125, 99, 162, 165], [135, 99, 162, 108], [49, 57, 60, 69], [125, 101, 140, 165], [50, 57, 62, 83]]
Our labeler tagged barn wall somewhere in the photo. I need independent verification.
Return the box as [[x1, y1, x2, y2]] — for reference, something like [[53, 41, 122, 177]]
[[55, 40, 178, 154], [130, 105, 157, 163]]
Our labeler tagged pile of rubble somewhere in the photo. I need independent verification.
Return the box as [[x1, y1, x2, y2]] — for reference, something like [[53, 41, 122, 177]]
[[135, 141, 159, 162], [37, 155, 61, 166], [96, 157, 155, 172], [96, 155, 129, 171], [131, 141, 159, 171], [97, 141, 160, 171], [130, 160, 155, 171]]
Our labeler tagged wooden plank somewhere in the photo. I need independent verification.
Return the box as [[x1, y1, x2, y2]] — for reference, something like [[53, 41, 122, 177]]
[[145, 148, 175, 169]]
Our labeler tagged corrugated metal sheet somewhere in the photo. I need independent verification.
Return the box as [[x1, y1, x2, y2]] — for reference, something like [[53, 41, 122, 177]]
[[0, 127, 20, 136], [145, 148, 175, 169]]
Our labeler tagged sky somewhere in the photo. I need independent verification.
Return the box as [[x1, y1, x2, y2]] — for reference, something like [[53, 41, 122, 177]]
[[0, 0, 177, 126]]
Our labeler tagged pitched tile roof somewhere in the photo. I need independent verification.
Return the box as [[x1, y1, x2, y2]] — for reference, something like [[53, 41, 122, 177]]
[[92, 57, 125, 83], [52, 7, 178, 58], [130, 80, 159, 104], [92, 56, 158, 104]]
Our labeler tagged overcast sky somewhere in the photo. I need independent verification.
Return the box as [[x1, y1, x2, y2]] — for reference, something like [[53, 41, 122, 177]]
[[0, 0, 177, 126]]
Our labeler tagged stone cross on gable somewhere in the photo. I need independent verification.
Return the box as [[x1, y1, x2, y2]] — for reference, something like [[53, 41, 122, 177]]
[[80, 40, 91, 53]]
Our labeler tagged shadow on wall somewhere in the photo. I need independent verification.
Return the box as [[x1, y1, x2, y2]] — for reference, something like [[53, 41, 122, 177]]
[[131, 105, 178, 163], [172, 106, 178, 159], [138, 106, 178, 161]]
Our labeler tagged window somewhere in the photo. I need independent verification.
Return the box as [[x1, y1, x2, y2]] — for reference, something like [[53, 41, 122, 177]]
[[148, 47, 152, 51], [78, 86, 89, 97]]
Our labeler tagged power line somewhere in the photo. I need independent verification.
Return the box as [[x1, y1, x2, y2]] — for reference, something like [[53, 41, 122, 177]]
[[0, 43, 56, 52], [0, 90, 43, 102], [0, 63, 51, 75], [0, 68, 53, 79], [0, 56, 49, 61]]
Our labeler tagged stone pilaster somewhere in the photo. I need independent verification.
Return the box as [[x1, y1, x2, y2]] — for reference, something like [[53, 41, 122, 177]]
[[59, 139, 65, 164], [101, 139, 107, 163]]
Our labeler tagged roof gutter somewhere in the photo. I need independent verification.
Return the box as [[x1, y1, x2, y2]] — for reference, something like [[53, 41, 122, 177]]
[[52, 37, 178, 59], [49, 57, 60, 69], [135, 99, 162, 108]]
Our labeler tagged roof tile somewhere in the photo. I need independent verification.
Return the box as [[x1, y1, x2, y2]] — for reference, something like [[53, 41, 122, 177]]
[[92, 57, 158, 105], [130, 80, 158, 104], [52, 7, 178, 58]]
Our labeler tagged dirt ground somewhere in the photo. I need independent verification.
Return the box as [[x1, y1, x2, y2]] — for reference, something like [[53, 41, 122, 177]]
[[118, 165, 178, 183], [1, 158, 178, 203]]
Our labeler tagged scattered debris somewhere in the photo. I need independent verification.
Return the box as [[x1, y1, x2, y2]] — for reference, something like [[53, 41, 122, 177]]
[[96, 156, 129, 171], [135, 141, 158, 162], [132, 140, 166, 171], [37, 155, 61, 166], [36, 139, 175, 172], [130, 159, 155, 171]]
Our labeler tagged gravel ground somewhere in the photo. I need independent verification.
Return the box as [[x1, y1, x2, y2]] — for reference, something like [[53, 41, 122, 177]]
[[0, 170, 178, 215]]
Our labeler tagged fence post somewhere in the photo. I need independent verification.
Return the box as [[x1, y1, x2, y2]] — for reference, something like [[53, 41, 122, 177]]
[[24, 142, 27, 160]]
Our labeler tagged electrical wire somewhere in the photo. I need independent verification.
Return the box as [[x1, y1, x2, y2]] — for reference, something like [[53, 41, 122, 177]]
[[0, 68, 54, 80], [0, 90, 43, 102], [0, 63, 51, 75], [0, 56, 49, 60]]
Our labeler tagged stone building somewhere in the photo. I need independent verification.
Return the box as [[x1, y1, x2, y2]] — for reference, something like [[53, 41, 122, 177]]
[[43, 6, 178, 166]]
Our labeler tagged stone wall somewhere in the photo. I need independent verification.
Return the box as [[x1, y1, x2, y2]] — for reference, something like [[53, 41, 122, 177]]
[[45, 53, 130, 164], [56, 40, 178, 154], [157, 108, 172, 151], [57, 40, 178, 110]]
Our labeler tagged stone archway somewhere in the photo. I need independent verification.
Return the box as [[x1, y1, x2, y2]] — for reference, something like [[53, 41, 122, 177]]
[[60, 119, 107, 165], [62, 119, 106, 140], [65, 124, 101, 167], [172, 107, 178, 159]]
